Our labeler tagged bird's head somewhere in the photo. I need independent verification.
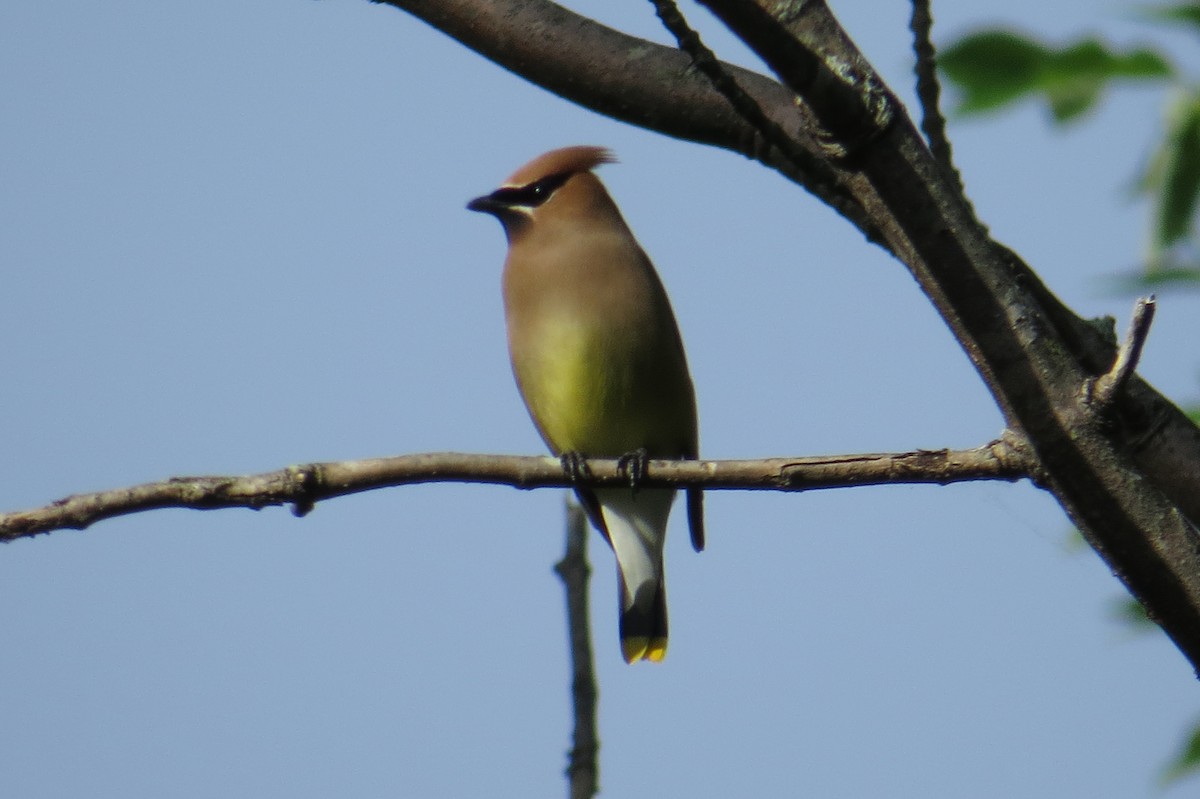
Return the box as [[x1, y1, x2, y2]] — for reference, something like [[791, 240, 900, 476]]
[[467, 146, 617, 241]]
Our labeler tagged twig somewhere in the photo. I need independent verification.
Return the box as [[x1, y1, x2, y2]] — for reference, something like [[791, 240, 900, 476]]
[[0, 443, 1030, 541], [908, 0, 967, 199], [1091, 296, 1158, 408], [555, 500, 599, 799], [905, 1, 986, 225], [647, 0, 834, 181]]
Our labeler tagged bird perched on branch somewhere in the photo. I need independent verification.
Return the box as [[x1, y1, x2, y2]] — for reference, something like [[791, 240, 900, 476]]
[[468, 146, 704, 663]]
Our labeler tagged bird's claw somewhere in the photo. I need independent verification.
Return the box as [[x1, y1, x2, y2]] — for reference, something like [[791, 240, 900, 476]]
[[560, 451, 591, 483], [617, 448, 649, 492], [562, 449, 648, 492]]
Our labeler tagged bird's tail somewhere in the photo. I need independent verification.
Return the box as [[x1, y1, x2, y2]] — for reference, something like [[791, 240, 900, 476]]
[[591, 487, 674, 663], [618, 574, 669, 663]]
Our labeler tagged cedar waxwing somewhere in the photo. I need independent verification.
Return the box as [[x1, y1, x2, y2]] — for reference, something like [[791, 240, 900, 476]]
[[467, 146, 704, 664]]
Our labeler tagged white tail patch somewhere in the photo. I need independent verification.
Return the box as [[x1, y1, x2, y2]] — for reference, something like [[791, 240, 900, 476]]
[[594, 487, 675, 611]]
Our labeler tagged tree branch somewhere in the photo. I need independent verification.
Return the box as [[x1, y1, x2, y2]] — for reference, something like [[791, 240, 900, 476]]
[[1091, 296, 1157, 409], [908, 0, 968, 202], [0, 442, 1028, 541], [647, 0, 825, 187], [555, 500, 599, 799]]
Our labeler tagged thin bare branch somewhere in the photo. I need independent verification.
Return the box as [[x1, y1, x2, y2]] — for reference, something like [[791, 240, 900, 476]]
[[555, 500, 599, 799], [647, 0, 822, 181], [1091, 296, 1158, 408], [0, 443, 1028, 541], [908, 0, 964, 197]]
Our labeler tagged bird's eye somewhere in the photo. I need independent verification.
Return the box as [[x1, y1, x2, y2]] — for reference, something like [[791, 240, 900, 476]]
[[494, 172, 571, 208], [532, 174, 570, 198]]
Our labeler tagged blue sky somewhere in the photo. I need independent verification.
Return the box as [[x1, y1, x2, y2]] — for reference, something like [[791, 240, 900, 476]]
[[3, 1, 1199, 796]]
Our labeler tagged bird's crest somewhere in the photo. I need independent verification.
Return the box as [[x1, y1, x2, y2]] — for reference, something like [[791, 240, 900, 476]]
[[503, 146, 616, 188]]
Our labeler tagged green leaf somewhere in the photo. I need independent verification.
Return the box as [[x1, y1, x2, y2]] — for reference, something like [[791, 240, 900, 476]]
[[938, 29, 1172, 121], [1107, 265, 1200, 291], [1040, 39, 1172, 122], [1046, 38, 1172, 80], [1154, 92, 1200, 247], [1140, 2, 1200, 34], [1142, 265, 1200, 285], [938, 31, 1050, 114], [1161, 721, 1200, 787], [1186, 405, 1200, 426]]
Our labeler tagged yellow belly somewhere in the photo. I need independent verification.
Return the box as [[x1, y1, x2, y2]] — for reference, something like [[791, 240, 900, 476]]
[[511, 316, 678, 457]]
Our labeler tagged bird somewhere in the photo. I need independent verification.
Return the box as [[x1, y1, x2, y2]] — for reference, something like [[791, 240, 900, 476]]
[[467, 146, 704, 663]]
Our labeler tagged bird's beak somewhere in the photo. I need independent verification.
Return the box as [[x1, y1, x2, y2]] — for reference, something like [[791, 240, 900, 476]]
[[466, 194, 502, 214]]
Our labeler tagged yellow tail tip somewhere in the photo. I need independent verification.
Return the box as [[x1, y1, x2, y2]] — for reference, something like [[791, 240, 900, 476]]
[[621, 636, 668, 664]]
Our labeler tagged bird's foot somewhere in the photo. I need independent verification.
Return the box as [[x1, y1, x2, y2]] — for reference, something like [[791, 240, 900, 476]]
[[617, 448, 649, 492], [559, 451, 592, 484]]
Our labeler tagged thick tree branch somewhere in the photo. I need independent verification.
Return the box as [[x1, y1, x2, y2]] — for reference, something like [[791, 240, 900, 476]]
[[693, 0, 1200, 670], [0, 443, 1027, 542]]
